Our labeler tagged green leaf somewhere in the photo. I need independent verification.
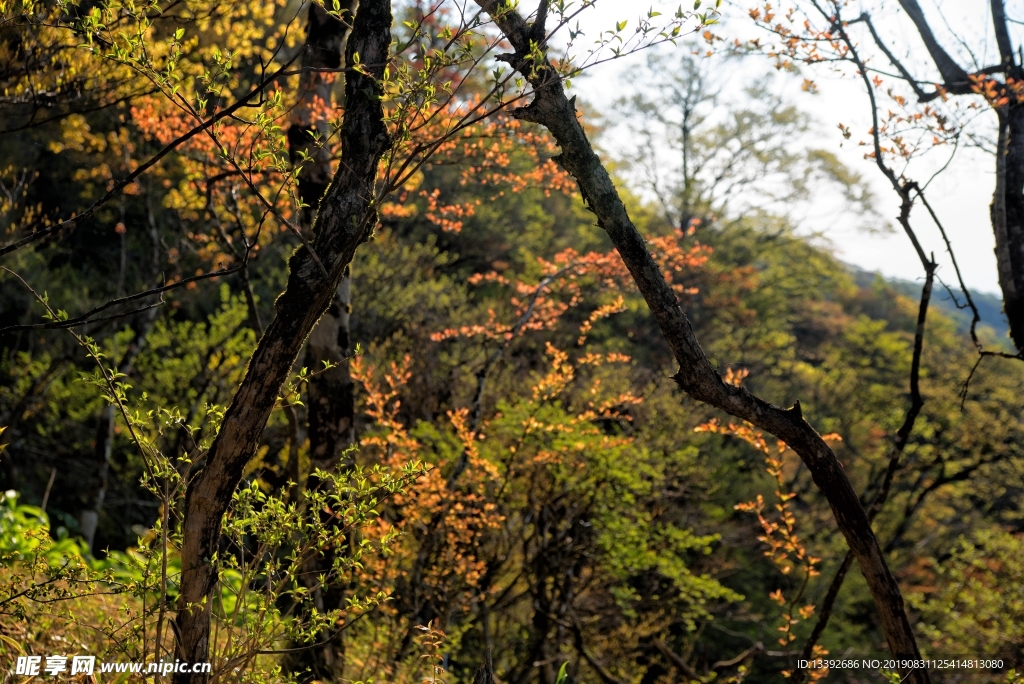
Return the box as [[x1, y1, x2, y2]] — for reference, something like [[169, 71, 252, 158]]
[[555, 661, 569, 684]]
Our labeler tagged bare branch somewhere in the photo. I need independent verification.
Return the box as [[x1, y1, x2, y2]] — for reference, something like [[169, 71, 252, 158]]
[[652, 639, 701, 681], [850, 13, 933, 101], [990, 0, 1017, 73], [794, 264, 934, 681], [895, 0, 970, 88], [0, 50, 302, 259]]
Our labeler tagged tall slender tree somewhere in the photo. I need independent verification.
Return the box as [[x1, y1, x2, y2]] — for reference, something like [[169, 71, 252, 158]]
[[172, 0, 393, 678], [472, 1, 929, 681], [288, 1, 359, 481]]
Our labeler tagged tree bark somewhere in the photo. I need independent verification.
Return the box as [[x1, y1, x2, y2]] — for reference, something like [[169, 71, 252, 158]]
[[288, 1, 356, 223], [473, 2, 928, 680], [993, 106, 1024, 352], [305, 268, 355, 472], [989, 0, 1016, 70], [285, 6, 358, 676], [287, 0, 358, 483], [171, 0, 391, 679], [894, 0, 969, 88]]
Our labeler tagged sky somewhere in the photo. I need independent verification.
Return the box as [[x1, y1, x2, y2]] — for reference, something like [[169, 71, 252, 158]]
[[550, 0, 1008, 296]]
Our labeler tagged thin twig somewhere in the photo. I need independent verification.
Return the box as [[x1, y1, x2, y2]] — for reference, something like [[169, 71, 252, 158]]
[[0, 50, 302, 259], [40, 467, 57, 512]]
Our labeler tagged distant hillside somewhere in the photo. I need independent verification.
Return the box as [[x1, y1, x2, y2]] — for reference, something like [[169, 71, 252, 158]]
[[849, 266, 1009, 343]]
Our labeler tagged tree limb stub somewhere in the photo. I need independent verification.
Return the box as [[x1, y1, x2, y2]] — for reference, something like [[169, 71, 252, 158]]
[[171, 0, 392, 681], [474, 1, 928, 679]]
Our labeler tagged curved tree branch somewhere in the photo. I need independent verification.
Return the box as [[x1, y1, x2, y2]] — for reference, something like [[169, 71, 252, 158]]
[[474, 2, 929, 680], [990, 0, 1018, 75], [894, 0, 970, 88]]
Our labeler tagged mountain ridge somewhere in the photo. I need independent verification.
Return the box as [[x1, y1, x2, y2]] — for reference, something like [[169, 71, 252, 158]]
[[849, 265, 1009, 344]]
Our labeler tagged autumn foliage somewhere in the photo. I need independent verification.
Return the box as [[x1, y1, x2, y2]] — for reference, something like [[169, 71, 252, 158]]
[[2, 0, 1024, 683]]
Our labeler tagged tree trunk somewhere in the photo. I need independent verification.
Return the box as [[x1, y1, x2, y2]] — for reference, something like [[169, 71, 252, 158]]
[[285, 4, 358, 678], [287, 0, 358, 485], [305, 268, 355, 471], [473, 3, 929, 681], [171, 0, 391, 679], [79, 307, 159, 551], [993, 105, 1024, 351], [897, 0, 1024, 351], [287, 1, 354, 229]]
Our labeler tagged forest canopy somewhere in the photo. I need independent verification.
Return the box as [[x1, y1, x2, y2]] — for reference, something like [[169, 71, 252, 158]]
[[0, 0, 1022, 683]]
